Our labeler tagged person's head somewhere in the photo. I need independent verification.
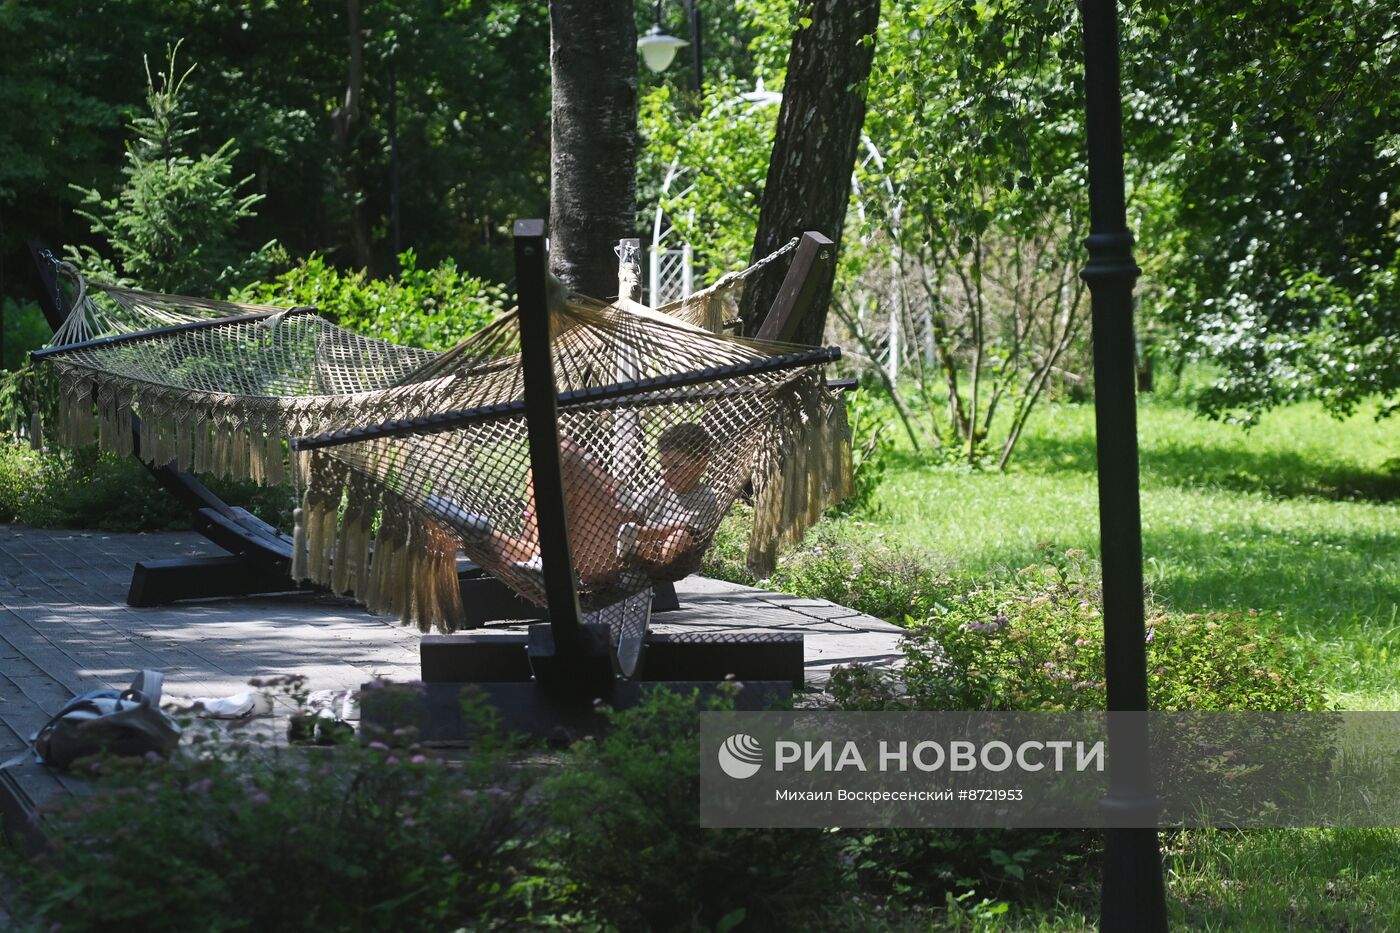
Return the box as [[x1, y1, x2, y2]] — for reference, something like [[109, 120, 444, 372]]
[[656, 423, 711, 492]]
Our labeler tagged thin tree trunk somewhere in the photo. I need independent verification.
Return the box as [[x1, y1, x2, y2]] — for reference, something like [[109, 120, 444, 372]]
[[922, 216, 970, 441], [831, 297, 924, 450], [891, 236, 943, 446], [738, 0, 880, 343], [548, 0, 637, 297], [965, 229, 986, 464], [918, 270, 966, 442], [998, 263, 1088, 469], [331, 0, 373, 273]]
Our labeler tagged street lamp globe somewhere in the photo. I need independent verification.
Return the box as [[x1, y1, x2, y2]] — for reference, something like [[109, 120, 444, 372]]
[[637, 23, 689, 73]]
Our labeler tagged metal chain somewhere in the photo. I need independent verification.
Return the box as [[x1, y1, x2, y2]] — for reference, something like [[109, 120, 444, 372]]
[[729, 236, 800, 282]]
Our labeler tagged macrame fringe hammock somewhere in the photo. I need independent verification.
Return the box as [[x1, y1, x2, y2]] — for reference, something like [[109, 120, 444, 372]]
[[35, 242, 850, 633]]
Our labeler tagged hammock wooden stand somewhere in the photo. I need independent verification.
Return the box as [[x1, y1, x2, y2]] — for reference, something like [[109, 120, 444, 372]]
[[349, 220, 837, 739], [29, 221, 840, 736]]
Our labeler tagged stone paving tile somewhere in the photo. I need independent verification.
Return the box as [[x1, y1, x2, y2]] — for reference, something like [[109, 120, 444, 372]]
[[1, 527, 422, 711]]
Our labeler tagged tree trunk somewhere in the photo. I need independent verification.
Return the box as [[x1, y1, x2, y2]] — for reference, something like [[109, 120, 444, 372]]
[[330, 0, 374, 273], [738, 0, 880, 344], [548, 0, 637, 298]]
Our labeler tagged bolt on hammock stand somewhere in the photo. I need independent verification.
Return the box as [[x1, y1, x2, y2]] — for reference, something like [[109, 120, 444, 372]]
[[334, 220, 827, 739]]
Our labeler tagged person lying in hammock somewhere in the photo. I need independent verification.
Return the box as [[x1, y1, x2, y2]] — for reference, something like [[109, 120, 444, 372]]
[[422, 424, 718, 591]]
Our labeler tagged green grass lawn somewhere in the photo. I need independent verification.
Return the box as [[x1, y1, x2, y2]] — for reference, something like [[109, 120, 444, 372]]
[[841, 392, 1399, 710], [834, 391, 1399, 929]]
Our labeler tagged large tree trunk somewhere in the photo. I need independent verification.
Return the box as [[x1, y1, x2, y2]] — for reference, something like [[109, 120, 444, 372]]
[[548, 0, 637, 298], [739, 0, 880, 344]]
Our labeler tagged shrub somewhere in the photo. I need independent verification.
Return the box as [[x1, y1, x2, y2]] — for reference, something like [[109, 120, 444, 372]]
[[837, 386, 897, 517], [703, 512, 954, 623], [4, 685, 851, 931], [539, 687, 846, 930], [67, 44, 277, 295], [0, 440, 295, 532], [831, 549, 1328, 714], [824, 550, 1329, 913], [835, 826, 1093, 914], [232, 248, 509, 351], [0, 441, 43, 521], [2, 738, 531, 932], [0, 353, 59, 446]]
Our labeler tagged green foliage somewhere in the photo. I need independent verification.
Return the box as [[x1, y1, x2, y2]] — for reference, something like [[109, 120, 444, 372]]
[[0, 440, 295, 532], [1124, 0, 1400, 423], [67, 44, 278, 294], [821, 549, 1328, 918], [231, 249, 508, 351], [539, 686, 844, 930], [634, 1, 800, 280], [0, 685, 848, 931], [348, 1, 551, 277], [836, 826, 1091, 917], [1184, 257, 1400, 424], [2, 300, 49, 371], [703, 514, 955, 623], [638, 78, 782, 276], [2, 731, 531, 931], [838, 386, 898, 515], [836, 0, 1092, 467], [0, 3, 126, 259], [0, 360, 58, 447], [3, 2, 551, 288], [0, 443, 43, 524], [0, 300, 58, 448], [829, 550, 1329, 714]]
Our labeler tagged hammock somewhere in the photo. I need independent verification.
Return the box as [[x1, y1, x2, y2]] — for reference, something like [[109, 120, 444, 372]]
[[34, 245, 850, 632]]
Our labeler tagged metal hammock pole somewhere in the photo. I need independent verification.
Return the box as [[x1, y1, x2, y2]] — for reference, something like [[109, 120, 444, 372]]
[[1078, 0, 1168, 929]]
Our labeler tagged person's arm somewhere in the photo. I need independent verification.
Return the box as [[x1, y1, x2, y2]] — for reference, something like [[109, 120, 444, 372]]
[[635, 522, 692, 543]]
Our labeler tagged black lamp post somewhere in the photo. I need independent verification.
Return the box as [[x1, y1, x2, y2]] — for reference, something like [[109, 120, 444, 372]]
[[1077, 0, 1169, 929], [637, 0, 703, 94]]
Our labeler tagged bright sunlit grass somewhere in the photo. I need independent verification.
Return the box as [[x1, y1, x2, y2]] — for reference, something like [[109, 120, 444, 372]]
[[836, 390, 1400, 708]]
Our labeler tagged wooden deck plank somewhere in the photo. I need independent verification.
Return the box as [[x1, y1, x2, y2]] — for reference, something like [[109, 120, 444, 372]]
[[0, 524, 905, 834]]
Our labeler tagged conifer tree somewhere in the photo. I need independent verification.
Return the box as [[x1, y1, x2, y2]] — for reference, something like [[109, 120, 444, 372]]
[[68, 43, 276, 295]]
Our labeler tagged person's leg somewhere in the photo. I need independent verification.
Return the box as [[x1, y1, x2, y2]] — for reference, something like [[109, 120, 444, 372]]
[[557, 440, 628, 586], [422, 492, 538, 564]]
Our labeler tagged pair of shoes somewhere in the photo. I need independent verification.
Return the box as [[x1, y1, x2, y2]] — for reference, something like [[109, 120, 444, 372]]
[[422, 494, 493, 544]]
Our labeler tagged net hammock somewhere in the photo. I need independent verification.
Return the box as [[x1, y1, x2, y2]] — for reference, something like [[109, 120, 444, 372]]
[[35, 242, 850, 632]]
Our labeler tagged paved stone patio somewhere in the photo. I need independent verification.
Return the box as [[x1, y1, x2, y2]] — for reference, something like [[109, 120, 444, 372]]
[[0, 524, 903, 829]]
